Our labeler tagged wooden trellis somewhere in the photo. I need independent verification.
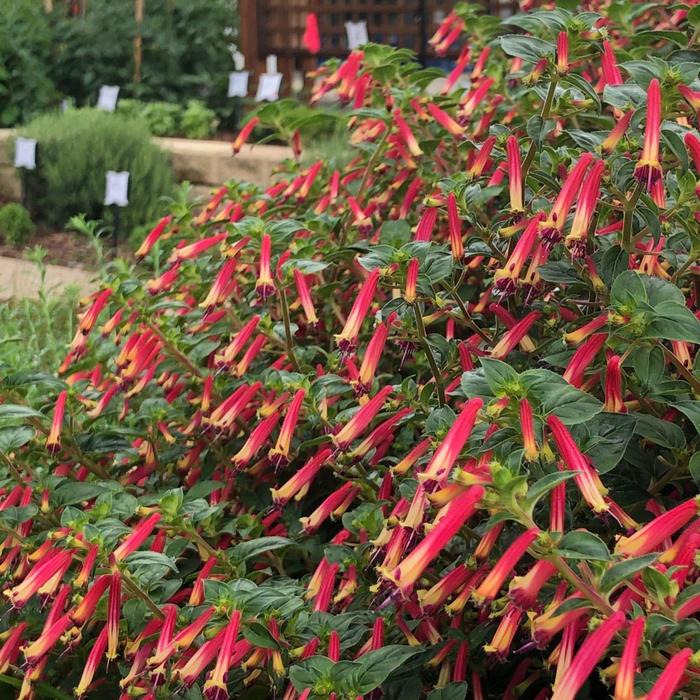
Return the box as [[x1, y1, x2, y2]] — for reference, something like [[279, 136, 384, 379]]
[[239, 0, 519, 95]]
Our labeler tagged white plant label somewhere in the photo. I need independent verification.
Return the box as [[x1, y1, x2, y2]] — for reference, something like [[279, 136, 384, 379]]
[[228, 71, 249, 97], [266, 54, 278, 75], [345, 21, 369, 50], [14, 137, 37, 170], [233, 50, 245, 71], [104, 171, 130, 207], [255, 73, 282, 102], [97, 85, 120, 112]]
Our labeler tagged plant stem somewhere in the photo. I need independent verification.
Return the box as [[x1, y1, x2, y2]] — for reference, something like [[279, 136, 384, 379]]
[[121, 570, 165, 620], [279, 287, 302, 372], [442, 283, 493, 343], [522, 77, 558, 180], [622, 181, 644, 252], [413, 303, 446, 406]]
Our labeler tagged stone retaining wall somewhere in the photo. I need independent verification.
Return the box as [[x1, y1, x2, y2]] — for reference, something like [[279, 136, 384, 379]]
[[0, 129, 291, 202]]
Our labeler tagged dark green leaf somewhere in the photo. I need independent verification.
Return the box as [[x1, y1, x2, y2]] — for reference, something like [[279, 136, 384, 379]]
[[600, 554, 659, 593], [558, 530, 611, 561]]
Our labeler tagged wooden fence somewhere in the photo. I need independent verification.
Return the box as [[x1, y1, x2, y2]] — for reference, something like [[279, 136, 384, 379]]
[[239, 0, 518, 94]]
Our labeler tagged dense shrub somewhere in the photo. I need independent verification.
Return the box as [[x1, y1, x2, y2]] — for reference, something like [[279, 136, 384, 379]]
[[0, 202, 35, 246], [20, 108, 175, 233], [181, 99, 219, 139], [3, 3, 700, 700], [50, 0, 239, 127], [0, 0, 57, 126]]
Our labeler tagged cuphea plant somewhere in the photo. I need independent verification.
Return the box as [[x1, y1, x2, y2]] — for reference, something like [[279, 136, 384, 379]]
[[2, 2, 700, 699]]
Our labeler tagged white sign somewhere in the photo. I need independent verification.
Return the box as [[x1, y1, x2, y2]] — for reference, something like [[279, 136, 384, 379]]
[[97, 85, 120, 112], [266, 54, 278, 75], [345, 21, 369, 50], [104, 171, 130, 207], [228, 71, 249, 97], [14, 137, 37, 170], [255, 73, 282, 102]]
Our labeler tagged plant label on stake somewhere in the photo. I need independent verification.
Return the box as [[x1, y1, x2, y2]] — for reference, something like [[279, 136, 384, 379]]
[[345, 21, 368, 50], [14, 138, 37, 170], [256, 57, 282, 102], [97, 85, 120, 112], [228, 71, 249, 97], [104, 170, 129, 255]]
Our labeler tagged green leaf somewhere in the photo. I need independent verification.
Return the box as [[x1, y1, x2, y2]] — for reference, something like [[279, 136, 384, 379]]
[[526, 470, 578, 507], [480, 358, 520, 395], [54, 482, 111, 506], [676, 401, 700, 434], [561, 73, 601, 110], [558, 530, 611, 561], [646, 302, 700, 343], [689, 452, 700, 488], [243, 621, 282, 650], [230, 536, 292, 563], [0, 426, 35, 452], [521, 369, 603, 425], [0, 404, 44, 421], [600, 245, 628, 287], [380, 220, 412, 247], [499, 35, 556, 62], [427, 682, 469, 700], [352, 645, 424, 694], [571, 414, 636, 474], [600, 554, 659, 593], [289, 656, 334, 692], [635, 414, 686, 449]]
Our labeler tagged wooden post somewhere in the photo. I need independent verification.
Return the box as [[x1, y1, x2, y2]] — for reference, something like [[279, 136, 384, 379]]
[[134, 0, 145, 84], [42, 0, 53, 12], [239, 0, 260, 79]]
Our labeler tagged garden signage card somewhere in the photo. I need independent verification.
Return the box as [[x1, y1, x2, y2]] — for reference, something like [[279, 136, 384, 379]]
[[97, 85, 120, 112], [104, 171, 130, 207], [228, 71, 249, 97], [345, 20, 368, 49], [14, 137, 37, 170]]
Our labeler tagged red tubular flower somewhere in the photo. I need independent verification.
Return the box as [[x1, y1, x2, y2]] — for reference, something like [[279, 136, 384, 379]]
[[539, 153, 593, 249], [168, 233, 228, 264], [70, 574, 111, 626], [74, 625, 108, 697], [188, 556, 217, 606], [645, 647, 692, 700], [393, 110, 423, 157], [602, 110, 633, 153], [303, 12, 321, 53], [200, 260, 236, 309], [269, 389, 306, 466], [634, 78, 663, 190], [0, 623, 26, 674], [232, 116, 260, 155], [506, 136, 524, 212], [471, 46, 491, 80], [293, 269, 319, 326], [615, 497, 699, 556], [5, 548, 73, 608], [447, 192, 464, 261], [601, 40, 623, 86], [232, 412, 280, 469], [493, 215, 542, 296], [519, 398, 539, 460], [393, 437, 431, 475], [415, 207, 438, 241], [420, 398, 483, 484], [357, 321, 390, 394], [417, 564, 471, 610], [256, 233, 275, 300], [461, 78, 494, 118], [472, 528, 539, 605], [45, 390, 67, 454], [216, 315, 260, 367], [427, 102, 464, 137], [564, 313, 609, 344], [79, 289, 112, 336], [442, 47, 471, 95], [563, 332, 607, 387], [107, 564, 121, 660], [271, 448, 331, 504], [203, 610, 242, 700], [491, 312, 541, 360], [614, 616, 645, 700], [547, 415, 609, 513], [113, 513, 161, 562], [551, 611, 626, 700], [508, 559, 557, 609], [332, 385, 393, 450], [173, 625, 227, 687], [384, 485, 484, 594], [335, 268, 380, 353], [135, 215, 172, 259], [603, 354, 626, 413], [467, 136, 496, 178], [22, 613, 72, 666], [300, 482, 358, 533], [565, 160, 605, 258], [556, 32, 569, 73], [484, 603, 524, 658]]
